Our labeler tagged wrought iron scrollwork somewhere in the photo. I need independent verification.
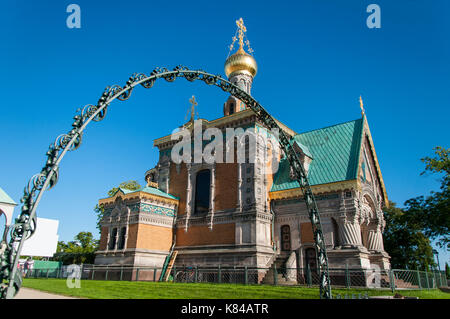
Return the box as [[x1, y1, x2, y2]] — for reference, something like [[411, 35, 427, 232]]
[[0, 66, 332, 299]]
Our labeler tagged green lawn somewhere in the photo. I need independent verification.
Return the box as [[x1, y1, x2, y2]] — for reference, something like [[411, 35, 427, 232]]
[[21, 278, 450, 299]]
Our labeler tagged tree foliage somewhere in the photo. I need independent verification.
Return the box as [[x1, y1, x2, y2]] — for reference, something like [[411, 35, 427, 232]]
[[107, 180, 142, 197], [383, 201, 436, 270], [404, 146, 449, 249], [94, 180, 142, 232], [52, 231, 99, 265]]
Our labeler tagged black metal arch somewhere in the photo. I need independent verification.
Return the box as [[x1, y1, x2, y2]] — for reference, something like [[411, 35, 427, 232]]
[[0, 66, 332, 299]]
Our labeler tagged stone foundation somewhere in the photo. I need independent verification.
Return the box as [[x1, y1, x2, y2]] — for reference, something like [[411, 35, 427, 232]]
[[94, 248, 170, 268], [174, 244, 275, 268]]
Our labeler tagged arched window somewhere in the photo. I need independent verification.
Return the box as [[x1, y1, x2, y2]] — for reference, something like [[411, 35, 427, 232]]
[[117, 227, 126, 250], [331, 218, 340, 247], [194, 169, 211, 214], [229, 103, 234, 115], [108, 228, 117, 250]]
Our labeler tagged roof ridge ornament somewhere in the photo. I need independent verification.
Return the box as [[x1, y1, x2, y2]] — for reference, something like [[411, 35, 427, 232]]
[[359, 95, 365, 116]]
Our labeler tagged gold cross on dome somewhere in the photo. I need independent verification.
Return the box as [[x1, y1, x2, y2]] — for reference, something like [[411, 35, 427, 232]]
[[236, 18, 247, 49]]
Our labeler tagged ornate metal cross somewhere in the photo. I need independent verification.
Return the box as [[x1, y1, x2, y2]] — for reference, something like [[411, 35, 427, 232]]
[[188, 95, 198, 122], [236, 17, 247, 49]]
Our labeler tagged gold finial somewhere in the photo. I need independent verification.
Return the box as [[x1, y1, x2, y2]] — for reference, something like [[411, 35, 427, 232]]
[[359, 95, 365, 116], [236, 18, 247, 51], [186, 95, 198, 123], [227, 18, 254, 57]]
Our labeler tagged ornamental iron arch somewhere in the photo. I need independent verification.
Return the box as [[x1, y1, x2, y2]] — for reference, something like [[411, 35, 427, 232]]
[[0, 66, 332, 299]]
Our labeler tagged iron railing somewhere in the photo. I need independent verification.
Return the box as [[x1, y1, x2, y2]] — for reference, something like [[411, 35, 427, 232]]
[[24, 264, 448, 292]]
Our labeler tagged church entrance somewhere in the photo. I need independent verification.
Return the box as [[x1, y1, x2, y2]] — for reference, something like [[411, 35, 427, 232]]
[[281, 225, 291, 251]]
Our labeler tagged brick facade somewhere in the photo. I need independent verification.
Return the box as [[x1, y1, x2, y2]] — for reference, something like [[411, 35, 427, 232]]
[[99, 227, 109, 250], [135, 223, 173, 251], [176, 223, 235, 246], [214, 162, 238, 211], [169, 162, 188, 215]]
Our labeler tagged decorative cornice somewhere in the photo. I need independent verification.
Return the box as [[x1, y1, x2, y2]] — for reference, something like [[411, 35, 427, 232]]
[[153, 109, 297, 148], [99, 189, 179, 207], [176, 209, 273, 227], [269, 180, 359, 200]]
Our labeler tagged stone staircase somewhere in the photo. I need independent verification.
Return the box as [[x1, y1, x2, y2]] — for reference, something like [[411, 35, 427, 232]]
[[379, 274, 419, 289], [261, 254, 298, 285]]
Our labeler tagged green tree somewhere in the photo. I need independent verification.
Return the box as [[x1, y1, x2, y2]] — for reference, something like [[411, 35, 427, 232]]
[[404, 146, 449, 249], [73, 231, 99, 251], [446, 262, 450, 279], [383, 201, 436, 270], [52, 231, 99, 264], [56, 241, 68, 253], [94, 180, 142, 232]]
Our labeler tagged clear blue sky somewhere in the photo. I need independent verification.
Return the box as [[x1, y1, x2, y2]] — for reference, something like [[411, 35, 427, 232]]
[[0, 1, 448, 267]]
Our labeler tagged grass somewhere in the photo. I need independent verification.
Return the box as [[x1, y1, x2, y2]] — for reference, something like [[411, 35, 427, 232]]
[[21, 278, 450, 299]]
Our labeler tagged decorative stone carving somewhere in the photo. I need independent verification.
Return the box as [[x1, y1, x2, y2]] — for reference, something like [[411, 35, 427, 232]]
[[339, 222, 363, 248]]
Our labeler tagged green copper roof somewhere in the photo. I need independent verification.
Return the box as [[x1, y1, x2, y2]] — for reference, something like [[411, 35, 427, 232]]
[[0, 186, 17, 205], [139, 186, 179, 200], [115, 186, 179, 200], [271, 118, 363, 192]]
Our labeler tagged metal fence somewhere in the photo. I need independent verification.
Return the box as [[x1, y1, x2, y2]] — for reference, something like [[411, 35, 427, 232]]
[[24, 264, 448, 291]]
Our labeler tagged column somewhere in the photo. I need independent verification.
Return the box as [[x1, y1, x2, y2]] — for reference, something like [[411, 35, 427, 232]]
[[123, 226, 129, 250], [185, 164, 192, 231], [339, 222, 363, 248], [208, 166, 216, 229], [237, 163, 243, 212], [105, 228, 111, 251], [367, 223, 384, 251]]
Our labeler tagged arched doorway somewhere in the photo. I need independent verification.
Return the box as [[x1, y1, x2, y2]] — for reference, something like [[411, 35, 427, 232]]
[[194, 169, 211, 214]]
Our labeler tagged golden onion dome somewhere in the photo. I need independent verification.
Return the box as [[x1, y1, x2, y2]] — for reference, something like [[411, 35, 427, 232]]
[[224, 46, 257, 79]]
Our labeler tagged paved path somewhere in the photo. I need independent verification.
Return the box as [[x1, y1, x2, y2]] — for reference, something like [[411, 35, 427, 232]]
[[14, 287, 77, 299]]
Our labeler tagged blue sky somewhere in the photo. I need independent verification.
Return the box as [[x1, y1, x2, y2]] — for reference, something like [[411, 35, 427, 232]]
[[0, 1, 448, 267]]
